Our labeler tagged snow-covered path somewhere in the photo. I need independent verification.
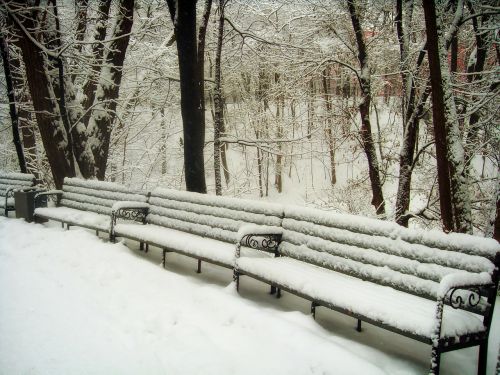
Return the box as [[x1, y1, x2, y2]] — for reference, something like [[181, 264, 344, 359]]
[[0, 217, 498, 374]]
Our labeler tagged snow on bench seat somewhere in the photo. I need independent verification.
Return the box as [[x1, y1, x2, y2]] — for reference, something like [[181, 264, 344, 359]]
[[236, 256, 485, 339], [35, 207, 111, 232], [114, 223, 264, 267], [34, 178, 147, 232]]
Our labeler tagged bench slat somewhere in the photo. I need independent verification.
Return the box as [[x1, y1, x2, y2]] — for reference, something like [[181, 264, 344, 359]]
[[282, 218, 495, 274]]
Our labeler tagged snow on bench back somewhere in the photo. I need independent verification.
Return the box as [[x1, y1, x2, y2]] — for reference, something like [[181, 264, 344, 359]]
[[0, 172, 36, 197], [59, 178, 147, 216], [147, 188, 284, 243], [280, 205, 500, 305]]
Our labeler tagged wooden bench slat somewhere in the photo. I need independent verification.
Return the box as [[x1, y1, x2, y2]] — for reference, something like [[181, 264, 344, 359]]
[[282, 219, 495, 274], [149, 196, 282, 227]]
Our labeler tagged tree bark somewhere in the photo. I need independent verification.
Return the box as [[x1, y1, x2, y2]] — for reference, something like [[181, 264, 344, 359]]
[[169, 0, 209, 193], [213, 0, 225, 196], [322, 67, 336, 186], [9, 1, 75, 188], [423, 0, 472, 233], [87, 0, 134, 180], [347, 0, 386, 217], [1, 33, 27, 173]]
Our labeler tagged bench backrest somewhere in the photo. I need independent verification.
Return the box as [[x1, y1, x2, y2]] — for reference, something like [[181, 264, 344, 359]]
[[60, 177, 147, 215], [0, 171, 36, 199], [147, 188, 284, 244], [280, 206, 500, 304]]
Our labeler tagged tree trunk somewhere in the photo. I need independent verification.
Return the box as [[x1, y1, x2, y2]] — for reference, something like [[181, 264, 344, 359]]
[[213, 0, 224, 196], [9, 1, 75, 188], [87, 0, 134, 180], [321, 68, 336, 186], [423, 0, 472, 233], [0, 33, 27, 173], [347, 0, 385, 217], [169, 0, 209, 193]]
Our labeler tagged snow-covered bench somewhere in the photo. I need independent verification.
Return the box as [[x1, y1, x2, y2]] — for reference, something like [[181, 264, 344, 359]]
[[234, 206, 500, 375], [34, 177, 149, 235], [0, 171, 36, 216], [111, 188, 284, 272]]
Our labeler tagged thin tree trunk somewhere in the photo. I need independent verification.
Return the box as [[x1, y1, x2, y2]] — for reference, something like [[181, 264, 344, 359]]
[[321, 68, 336, 186], [347, 0, 385, 217], [1, 34, 27, 173], [213, 0, 224, 196]]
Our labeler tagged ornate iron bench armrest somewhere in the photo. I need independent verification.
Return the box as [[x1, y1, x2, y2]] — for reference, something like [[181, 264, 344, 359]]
[[235, 225, 283, 259], [110, 202, 149, 241], [34, 190, 62, 208], [431, 273, 495, 348]]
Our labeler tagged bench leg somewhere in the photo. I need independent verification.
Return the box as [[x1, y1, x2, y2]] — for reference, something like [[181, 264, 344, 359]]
[[162, 249, 167, 268], [233, 270, 240, 292], [67, 224, 71, 230], [270, 286, 276, 295], [61, 222, 64, 229], [276, 288, 281, 299], [478, 341, 488, 375], [96, 230, 99, 236], [311, 302, 317, 319], [356, 319, 362, 332], [430, 346, 441, 375], [197, 260, 202, 273], [145, 243, 149, 253], [139, 242, 144, 251]]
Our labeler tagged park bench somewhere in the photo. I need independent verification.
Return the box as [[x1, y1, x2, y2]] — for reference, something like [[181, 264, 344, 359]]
[[110, 187, 283, 272], [34, 177, 149, 235], [234, 205, 500, 375], [0, 171, 36, 216]]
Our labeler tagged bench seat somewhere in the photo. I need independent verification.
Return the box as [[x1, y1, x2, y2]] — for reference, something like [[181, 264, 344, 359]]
[[35, 206, 111, 232], [236, 256, 485, 340], [34, 178, 148, 233], [115, 223, 269, 268]]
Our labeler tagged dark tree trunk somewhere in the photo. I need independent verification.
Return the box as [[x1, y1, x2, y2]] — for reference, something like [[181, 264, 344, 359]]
[[169, 0, 208, 193], [213, 0, 225, 196], [1, 34, 27, 173], [9, 50, 39, 178], [423, 0, 471, 233], [9, 2, 75, 188], [88, 0, 134, 180], [347, 0, 386, 217], [80, 0, 112, 127]]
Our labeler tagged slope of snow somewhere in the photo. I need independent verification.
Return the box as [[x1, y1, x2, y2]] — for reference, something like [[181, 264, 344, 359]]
[[0, 217, 498, 374]]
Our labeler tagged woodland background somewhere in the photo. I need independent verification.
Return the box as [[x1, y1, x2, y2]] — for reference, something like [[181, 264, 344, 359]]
[[0, 0, 498, 236]]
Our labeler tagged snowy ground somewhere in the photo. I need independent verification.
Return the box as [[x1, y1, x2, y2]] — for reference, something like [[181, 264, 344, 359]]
[[0, 217, 498, 375]]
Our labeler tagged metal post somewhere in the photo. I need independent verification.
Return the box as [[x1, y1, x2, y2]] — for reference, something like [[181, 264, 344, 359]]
[[197, 259, 202, 273]]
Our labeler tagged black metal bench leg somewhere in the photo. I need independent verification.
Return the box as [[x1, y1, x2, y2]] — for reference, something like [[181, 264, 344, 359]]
[[478, 341, 488, 375], [96, 230, 99, 236], [139, 242, 144, 251], [162, 249, 167, 268], [356, 319, 362, 332], [145, 243, 149, 253], [61, 222, 64, 228], [276, 288, 281, 298], [197, 260, 202, 273], [430, 346, 441, 375], [311, 302, 317, 319], [233, 271, 240, 292], [270, 285, 276, 295]]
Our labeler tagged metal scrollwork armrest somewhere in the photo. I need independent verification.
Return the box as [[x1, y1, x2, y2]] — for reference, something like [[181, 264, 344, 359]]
[[236, 233, 282, 259], [445, 284, 492, 310], [110, 204, 149, 241]]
